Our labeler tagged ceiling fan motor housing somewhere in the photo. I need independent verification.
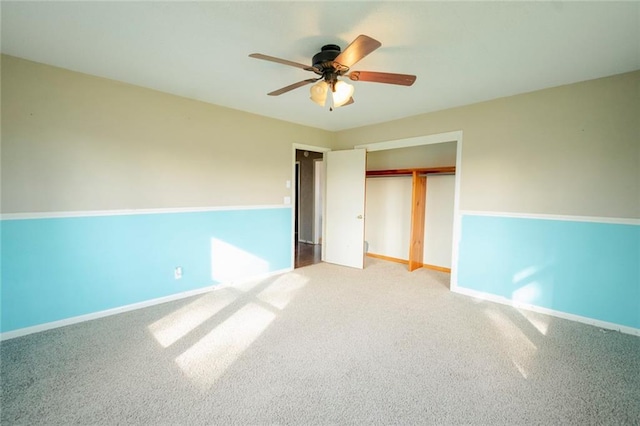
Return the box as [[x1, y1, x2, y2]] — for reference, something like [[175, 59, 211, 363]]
[[312, 44, 341, 70]]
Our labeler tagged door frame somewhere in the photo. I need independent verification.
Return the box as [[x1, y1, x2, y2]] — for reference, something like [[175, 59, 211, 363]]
[[295, 161, 301, 242], [355, 130, 463, 289], [291, 143, 331, 268], [312, 158, 324, 245]]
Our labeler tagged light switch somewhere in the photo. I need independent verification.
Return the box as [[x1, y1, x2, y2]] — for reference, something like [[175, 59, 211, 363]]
[[286, 180, 291, 189]]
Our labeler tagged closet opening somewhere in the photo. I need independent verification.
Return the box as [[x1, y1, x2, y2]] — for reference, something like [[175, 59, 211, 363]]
[[361, 140, 459, 282]]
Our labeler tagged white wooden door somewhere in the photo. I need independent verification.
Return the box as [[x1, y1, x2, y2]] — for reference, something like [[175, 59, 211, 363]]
[[324, 149, 366, 269]]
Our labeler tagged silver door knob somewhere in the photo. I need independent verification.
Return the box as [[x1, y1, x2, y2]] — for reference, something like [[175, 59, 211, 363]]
[[357, 215, 363, 219]]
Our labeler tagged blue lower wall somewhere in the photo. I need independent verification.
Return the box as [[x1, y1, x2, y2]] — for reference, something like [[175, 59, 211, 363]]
[[457, 214, 640, 329], [5, 209, 636, 334], [1, 207, 292, 333]]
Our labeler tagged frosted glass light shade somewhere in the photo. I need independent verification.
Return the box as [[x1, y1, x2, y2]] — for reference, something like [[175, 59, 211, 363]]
[[332, 81, 354, 107], [310, 81, 329, 106]]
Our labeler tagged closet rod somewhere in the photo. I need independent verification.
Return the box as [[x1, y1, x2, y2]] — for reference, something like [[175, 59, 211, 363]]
[[366, 166, 455, 177]]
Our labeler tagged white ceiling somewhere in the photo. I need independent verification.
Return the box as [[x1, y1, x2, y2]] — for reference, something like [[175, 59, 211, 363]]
[[2, 1, 638, 131]]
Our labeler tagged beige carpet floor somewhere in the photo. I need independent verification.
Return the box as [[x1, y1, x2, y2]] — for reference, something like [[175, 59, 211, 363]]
[[2, 258, 639, 424]]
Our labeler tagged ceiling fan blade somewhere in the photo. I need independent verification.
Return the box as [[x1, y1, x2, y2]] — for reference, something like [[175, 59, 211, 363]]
[[348, 71, 416, 86], [267, 79, 318, 96], [249, 53, 318, 72], [334, 35, 382, 68]]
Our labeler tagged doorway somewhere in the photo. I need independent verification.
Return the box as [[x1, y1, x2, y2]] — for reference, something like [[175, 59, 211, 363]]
[[294, 148, 324, 268]]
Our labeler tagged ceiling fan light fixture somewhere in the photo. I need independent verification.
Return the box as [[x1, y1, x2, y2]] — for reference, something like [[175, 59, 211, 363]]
[[310, 81, 329, 106], [332, 80, 354, 107]]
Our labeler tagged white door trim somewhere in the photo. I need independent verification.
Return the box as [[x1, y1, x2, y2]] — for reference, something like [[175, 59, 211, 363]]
[[295, 161, 301, 243], [313, 158, 324, 245], [355, 131, 463, 290], [292, 144, 331, 268]]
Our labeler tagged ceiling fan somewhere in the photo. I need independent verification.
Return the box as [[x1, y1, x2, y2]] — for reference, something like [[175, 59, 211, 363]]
[[249, 35, 416, 109]]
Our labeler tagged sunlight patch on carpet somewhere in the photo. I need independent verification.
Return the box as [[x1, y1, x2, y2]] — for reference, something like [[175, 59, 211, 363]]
[[517, 308, 551, 336], [257, 273, 309, 310], [175, 303, 275, 390], [485, 309, 538, 379], [170, 271, 308, 389], [148, 289, 238, 348]]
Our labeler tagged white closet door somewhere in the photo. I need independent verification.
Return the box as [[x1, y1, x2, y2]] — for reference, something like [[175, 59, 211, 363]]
[[324, 149, 366, 269]]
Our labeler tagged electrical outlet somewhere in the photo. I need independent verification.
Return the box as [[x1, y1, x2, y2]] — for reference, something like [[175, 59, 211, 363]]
[[174, 266, 182, 280]]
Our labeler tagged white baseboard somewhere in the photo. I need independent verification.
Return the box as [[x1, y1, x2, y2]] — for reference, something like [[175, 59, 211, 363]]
[[452, 287, 640, 337], [0, 267, 292, 341]]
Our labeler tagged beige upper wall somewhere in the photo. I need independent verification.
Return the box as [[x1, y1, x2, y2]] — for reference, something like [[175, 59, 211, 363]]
[[3, 55, 638, 219], [1, 55, 334, 213], [366, 142, 457, 171], [336, 71, 640, 219]]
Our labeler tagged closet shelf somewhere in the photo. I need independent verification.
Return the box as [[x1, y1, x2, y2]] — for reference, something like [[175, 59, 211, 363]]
[[366, 166, 455, 177]]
